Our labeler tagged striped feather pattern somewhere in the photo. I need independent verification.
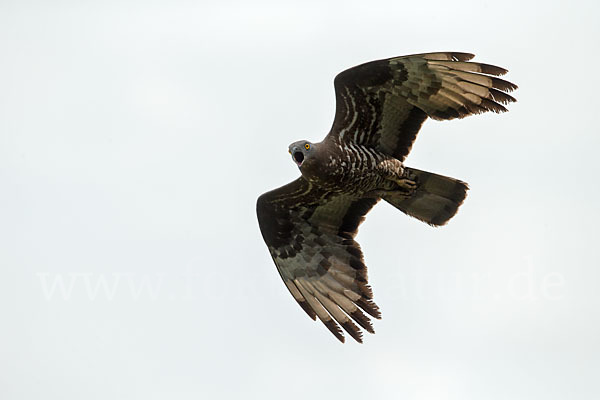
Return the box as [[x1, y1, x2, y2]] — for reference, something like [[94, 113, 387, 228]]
[[257, 179, 380, 343], [389, 53, 517, 120], [329, 51, 517, 160]]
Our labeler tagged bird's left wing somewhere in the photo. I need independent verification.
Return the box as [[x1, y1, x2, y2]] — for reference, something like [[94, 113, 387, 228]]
[[257, 177, 381, 343]]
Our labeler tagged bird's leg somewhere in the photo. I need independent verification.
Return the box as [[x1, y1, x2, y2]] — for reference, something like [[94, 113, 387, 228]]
[[378, 161, 417, 194], [365, 163, 418, 200], [389, 168, 416, 193]]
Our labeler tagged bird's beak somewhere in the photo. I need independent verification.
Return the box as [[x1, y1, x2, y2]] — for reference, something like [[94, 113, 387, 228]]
[[291, 146, 304, 167]]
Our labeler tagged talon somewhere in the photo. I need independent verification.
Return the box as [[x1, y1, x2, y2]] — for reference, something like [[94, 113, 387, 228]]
[[395, 177, 417, 191]]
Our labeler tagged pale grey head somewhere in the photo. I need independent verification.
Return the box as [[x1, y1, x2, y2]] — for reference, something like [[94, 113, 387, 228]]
[[288, 140, 315, 168]]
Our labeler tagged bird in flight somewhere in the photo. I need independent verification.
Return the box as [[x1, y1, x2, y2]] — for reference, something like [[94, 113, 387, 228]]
[[256, 52, 517, 343]]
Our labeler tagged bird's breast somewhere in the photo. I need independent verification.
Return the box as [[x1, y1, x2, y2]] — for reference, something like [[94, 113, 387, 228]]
[[299, 147, 379, 194]]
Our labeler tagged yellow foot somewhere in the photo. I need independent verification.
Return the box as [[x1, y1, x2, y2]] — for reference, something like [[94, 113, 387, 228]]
[[394, 177, 417, 192]]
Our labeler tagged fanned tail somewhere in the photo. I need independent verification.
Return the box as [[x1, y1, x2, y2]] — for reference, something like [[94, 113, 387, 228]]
[[383, 167, 469, 226]]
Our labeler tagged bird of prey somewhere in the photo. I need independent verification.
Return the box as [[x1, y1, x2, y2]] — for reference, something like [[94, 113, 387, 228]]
[[256, 52, 516, 343]]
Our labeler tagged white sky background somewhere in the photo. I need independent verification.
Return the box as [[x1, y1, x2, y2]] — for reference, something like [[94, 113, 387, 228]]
[[1, 0, 599, 399]]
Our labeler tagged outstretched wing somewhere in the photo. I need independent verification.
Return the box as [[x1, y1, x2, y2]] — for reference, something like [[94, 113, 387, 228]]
[[256, 178, 381, 343], [328, 52, 517, 161]]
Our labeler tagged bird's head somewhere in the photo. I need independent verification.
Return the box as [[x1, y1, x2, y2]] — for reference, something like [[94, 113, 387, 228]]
[[288, 140, 315, 168]]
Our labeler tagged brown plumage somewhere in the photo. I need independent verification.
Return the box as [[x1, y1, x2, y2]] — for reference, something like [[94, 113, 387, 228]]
[[257, 52, 517, 343]]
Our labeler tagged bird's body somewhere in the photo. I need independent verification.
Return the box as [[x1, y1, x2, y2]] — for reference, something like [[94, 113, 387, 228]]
[[294, 139, 405, 195], [257, 52, 517, 343]]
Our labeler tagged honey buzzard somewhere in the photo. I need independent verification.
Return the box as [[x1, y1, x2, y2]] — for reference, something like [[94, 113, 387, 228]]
[[256, 52, 516, 343]]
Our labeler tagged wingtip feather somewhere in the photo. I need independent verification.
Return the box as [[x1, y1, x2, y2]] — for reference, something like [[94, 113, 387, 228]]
[[451, 52, 475, 61]]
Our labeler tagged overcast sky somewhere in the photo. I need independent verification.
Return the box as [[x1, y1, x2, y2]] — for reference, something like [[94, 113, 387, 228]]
[[1, 1, 599, 399]]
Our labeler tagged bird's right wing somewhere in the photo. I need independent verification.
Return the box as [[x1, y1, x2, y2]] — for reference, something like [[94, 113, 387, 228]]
[[328, 52, 517, 161]]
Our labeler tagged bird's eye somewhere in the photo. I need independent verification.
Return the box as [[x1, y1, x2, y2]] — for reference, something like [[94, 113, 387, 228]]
[[304, 143, 310, 150]]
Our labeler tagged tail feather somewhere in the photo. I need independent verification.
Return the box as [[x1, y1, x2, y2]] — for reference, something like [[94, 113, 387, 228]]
[[383, 167, 468, 226]]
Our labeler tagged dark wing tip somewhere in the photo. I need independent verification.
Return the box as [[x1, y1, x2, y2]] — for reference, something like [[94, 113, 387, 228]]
[[478, 63, 509, 76], [357, 297, 382, 319], [297, 298, 317, 320], [350, 309, 375, 334], [492, 76, 518, 92], [451, 52, 475, 61], [341, 320, 364, 343], [324, 319, 345, 343], [489, 88, 517, 104], [419, 52, 474, 62]]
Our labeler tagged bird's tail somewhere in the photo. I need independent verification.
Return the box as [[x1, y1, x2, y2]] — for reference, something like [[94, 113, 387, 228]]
[[382, 167, 469, 226]]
